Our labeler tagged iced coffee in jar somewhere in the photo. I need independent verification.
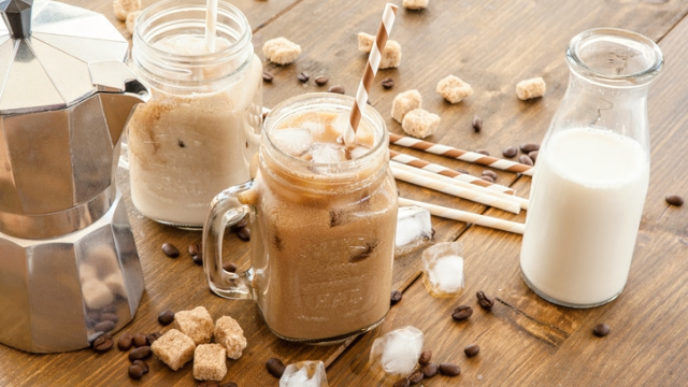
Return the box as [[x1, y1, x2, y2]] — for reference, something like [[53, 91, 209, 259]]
[[128, 0, 262, 228], [203, 93, 398, 344]]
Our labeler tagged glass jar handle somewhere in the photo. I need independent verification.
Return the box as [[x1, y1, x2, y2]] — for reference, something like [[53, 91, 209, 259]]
[[202, 181, 255, 300]]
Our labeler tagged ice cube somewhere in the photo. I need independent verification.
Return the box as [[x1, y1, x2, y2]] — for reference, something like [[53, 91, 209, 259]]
[[395, 206, 433, 256], [271, 128, 313, 156], [370, 326, 424, 375], [279, 360, 328, 387], [310, 143, 346, 164], [421, 242, 465, 297], [348, 145, 371, 160]]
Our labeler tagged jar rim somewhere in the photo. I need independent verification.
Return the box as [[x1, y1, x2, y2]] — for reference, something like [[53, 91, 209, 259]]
[[566, 27, 663, 86]]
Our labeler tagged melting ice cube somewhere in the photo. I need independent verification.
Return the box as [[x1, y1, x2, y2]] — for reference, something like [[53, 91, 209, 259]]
[[348, 145, 371, 160], [310, 143, 347, 164], [279, 360, 329, 387], [271, 128, 313, 156], [370, 326, 424, 375], [395, 206, 433, 256], [421, 242, 465, 297]]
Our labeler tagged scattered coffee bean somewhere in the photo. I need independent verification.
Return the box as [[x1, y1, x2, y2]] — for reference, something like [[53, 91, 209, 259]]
[[452, 305, 473, 321], [381, 77, 395, 89], [518, 154, 534, 166], [476, 149, 490, 156], [128, 364, 145, 380], [439, 363, 461, 376], [146, 332, 162, 345], [236, 227, 251, 241], [158, 310, 175, 326], [502, 146, 518, 158], [161, 243, 180, 258], [593, 323, 610, 337], [392, 378, 410, 387], [94, 320, 116, 333], [117, 332, 134, 351], [223, 262, 237, 273], [464, 344, 480, 357], [409, 371, 424, 384], [188, 242, 200, 257], [262, 71, 273, 83], [480, 175, 495, 183], [266, 357, 285, 378], [482, 170, 498, 180], [133, 333, 148, 347], [666, 195, 684, 207], [528, 150, 539, 163], [328, 85, 345, 94], [132, 360, 149, 374], [472, 115, 483, 133], [92, 334, 113, 353], [520, 143, 540, 153], [191, 254, 203, 265], [129, 345, 152, 361], [419, 349, 432, 365], [476, 290, 494, 311], [297, 72, 310, 83], [314, 76, 329, 86], [390, 290, 403, 306], [422, 363, 439, 378]]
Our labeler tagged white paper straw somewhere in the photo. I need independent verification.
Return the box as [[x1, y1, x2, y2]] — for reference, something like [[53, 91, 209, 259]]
[[205, 0, 218, 52]]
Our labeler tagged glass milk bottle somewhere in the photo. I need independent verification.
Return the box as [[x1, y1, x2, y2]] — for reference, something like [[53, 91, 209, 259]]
[[520, 28, 663, 308], [128, 0, 263, 228]]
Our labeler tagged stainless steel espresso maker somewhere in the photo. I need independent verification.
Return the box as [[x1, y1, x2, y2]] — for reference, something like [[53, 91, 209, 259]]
[[0, 0, 148, 352]]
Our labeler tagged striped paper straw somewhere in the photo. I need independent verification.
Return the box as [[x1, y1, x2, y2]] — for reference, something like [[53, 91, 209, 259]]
[[390, 149, 515, 195], [399, 197, 525, 235], [344, 3, 398, 145], [389, 133, 535, 176]]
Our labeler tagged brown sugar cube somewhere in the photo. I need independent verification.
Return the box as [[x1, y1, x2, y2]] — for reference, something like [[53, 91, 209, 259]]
[[175, 306, 214, 344], [436, 75, 473, 104], [391, 89, 423, 123], [402, 108, 441, 139], [151, 329, 196, 371], [403, 0, 429, 10], [516, 77, 546, 100], [214, 316, 247, 360], [262, 37, 302, 65], [112, 0, 141, 22], [356, 32, 402, 69], [193, 344, 227, 382]]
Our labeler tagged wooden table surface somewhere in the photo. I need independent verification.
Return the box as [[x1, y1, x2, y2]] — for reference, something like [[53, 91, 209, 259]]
[[2, 0, 687, 385]]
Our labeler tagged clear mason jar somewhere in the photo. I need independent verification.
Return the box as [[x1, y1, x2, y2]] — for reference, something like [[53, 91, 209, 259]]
[[202, 93, 398, 344], [520, 28, 663, 308], [128, 0, 262, 228]]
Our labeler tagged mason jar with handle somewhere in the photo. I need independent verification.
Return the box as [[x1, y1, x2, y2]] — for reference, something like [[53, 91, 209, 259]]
[[520, 28, 663, 308]]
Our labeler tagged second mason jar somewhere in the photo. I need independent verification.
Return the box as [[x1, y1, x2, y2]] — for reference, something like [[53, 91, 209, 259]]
[[128, 0, 262, 228]]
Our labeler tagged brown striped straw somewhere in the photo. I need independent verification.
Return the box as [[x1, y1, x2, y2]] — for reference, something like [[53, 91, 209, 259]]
[[389, 149, 516, 195], [344, 3, 398, 145], [389, 133, 535, 176]]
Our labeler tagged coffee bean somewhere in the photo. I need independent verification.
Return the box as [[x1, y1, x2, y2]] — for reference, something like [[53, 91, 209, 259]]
[[520, 143, 540, 153], [133, 333, 147, 347], [129, 346, 152, 361], [100, 312, 118, 323], [518, 154, 534, 166], [476, 290, 494, 311], [593, 323, 610, 337], [94, 320, 115, 333], [297, 72, 310, 83], [409, 371, 424, 384], [481, 170, 498, 180], [161, 243, 180, 258], [191, 254, 203, 265], [328, 85, 345, 94], [502, 146, 518, 158], [92, 334, 113, 353], [480, 175, 495, 183], [472, 115, 483, 133], [419, 349, 432, 365], [452, 305, 473, 321], [464, 343, 480, 357], [146, 332, 162, 345], [390, 290, 402, 306], [422, 363, 439, 378], [381, 77, 395, 89], [476, 149, 490, 156], [528, 150, 539, 163], [439, 363, 461, 376], [266, 357, 285, 378], [666, 195, 684, 207], [188, 242, 200, 257], [128, 364, 145, 380], [223, 262, 237, 273], [117, 332, 134, 351], [262, 71, 273, 83], [392, 378, 410, 387], [132, 360, 149, 374], [314, 76, 329, 86], [158, 310, 175, 326], [236, 227, 251, 241]]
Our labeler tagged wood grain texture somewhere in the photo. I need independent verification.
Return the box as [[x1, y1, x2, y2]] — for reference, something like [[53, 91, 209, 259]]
[[0, 0, 687, 386]]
